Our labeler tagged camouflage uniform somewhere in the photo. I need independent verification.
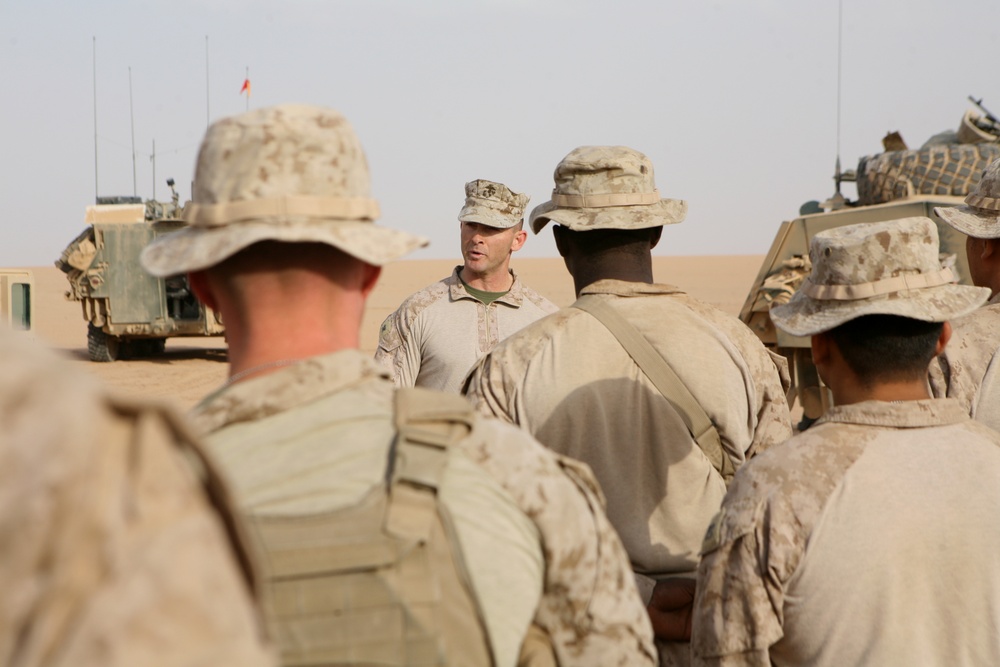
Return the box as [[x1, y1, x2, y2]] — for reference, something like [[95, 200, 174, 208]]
[[694, 218, 995, 665], [0, 329, 272, 667], [929, 293, 1000, 430], [194, 349, 656, 666], [375, 266, 557, 393], [930, 158, 1000, 429], [692, 400, 1000, 666], [465, 278, 791, 580], [376, 179, 557, 393]]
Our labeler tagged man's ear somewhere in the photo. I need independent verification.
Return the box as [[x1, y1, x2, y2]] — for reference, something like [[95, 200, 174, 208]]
[[553, 224, 569, 258], [187, 271, 217, 310], [510, 228, 528, 253], [983, 238, 998, 261], [360, 264, 382, 299], [649, 226, 663, 250], [934, 321, 953, 358]]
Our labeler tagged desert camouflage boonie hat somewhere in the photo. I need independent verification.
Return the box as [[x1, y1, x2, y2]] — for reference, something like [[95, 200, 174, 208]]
[[771, 217, 989, 337], [141, 104, 427, 277], [458, 179, 529, 229], [934, 157, 1000, 239], [528, 146, 687, 234]]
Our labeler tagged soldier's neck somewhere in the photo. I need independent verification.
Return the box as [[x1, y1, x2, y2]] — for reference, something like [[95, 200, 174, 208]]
[[571, 259, 654, 297], [460, 265, 514, 292]]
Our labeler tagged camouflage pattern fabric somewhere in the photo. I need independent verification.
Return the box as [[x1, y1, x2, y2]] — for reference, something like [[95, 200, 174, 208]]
[[528, 146, 687, 234], [194, 350, 655, 667], [141, 105, 427, 277], [375, 267, 557, 393], [0, 330, 272, 667], [929, 294, 1000, 431], [693, 399, 1000, 666], [771, 217, 989, 337], [459, 179, 530, 229]]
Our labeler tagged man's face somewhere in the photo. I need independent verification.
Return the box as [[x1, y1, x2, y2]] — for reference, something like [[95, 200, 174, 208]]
[[460, 221, 527, 279]]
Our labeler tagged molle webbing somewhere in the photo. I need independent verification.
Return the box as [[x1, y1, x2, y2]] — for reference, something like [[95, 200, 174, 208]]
[[247, 388, 492, 666]]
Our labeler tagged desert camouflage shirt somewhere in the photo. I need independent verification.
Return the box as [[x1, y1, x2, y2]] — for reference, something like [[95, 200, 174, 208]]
[[0, 331, 271, 667], [693, 399, 1000, 667], [375, 266, 558, 393], [929, 293, 1000, 431], [194, 350, 655, 667], [465, 280, 792, 580]]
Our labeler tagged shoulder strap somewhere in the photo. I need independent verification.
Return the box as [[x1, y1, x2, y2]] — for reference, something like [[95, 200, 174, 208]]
[[572, 295, 735, 483]]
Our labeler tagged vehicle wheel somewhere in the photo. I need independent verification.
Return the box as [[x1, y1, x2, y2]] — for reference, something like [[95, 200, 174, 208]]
[[857, 143, 1000, 205], [87, 324, 121, 362]]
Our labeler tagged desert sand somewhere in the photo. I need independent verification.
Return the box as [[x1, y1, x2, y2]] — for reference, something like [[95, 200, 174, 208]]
[[27, 256, 764, 411]]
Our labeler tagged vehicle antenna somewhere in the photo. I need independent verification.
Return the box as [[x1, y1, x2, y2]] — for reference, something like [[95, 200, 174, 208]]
[[129, 66, 137, 198], [834, 0, 844, 197], [93, 36, 99, 202]]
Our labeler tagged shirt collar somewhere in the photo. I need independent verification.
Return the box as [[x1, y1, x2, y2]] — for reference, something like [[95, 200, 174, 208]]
[[817, 398, 970, 429], [192, 349, 387, 434], [579, 278, 685, 298], [447, 265, 526, 306]]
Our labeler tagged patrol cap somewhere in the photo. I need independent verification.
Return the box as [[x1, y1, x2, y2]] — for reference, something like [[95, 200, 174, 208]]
[[528, 146, 687, 234], [934, 157, 1000, 239], [771, 217, 989, 337], [141, 104, 427, 277], [457, 179, 529, 229]]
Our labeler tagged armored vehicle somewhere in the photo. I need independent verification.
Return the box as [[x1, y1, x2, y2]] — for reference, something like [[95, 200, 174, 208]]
[[742, 102, 1000, 424], [57, 183, 224, 362], [0, 269, 34, 333]]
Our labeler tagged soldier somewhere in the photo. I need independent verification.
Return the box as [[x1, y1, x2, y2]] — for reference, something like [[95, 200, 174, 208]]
[[929, 158, 1000, 430], [0, 328, 272, 666], [692, 217, 1000, 665], [141, 105, 655, 667], [463, 145, 792, 665], [375, 178, 557, 393]]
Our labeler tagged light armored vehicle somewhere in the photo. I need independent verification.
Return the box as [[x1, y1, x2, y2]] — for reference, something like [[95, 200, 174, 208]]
[[57, 182, 224, 362], [741, 101, 1000, 424]]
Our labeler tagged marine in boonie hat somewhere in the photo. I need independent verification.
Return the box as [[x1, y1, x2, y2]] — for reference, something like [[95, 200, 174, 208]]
[[770, 217, 990, 337], [528, 146, 687, 234], [458, 179, 529, 229], [141, 104, 427, 277], [934, 157, 1000, 239]]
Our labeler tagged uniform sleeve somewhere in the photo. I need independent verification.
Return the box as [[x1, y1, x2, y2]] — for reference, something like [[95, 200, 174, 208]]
[[374, 310, 421, 388], [748, 350, 793, 458], [463, 351, 518, 424], [691, 508, 784, 667], [460, 421, 656, 667]]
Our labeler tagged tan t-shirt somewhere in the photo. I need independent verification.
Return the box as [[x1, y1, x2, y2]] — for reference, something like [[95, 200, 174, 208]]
[[465, 280, 792, 578], [375, 266, 558, 393], [929, 293, 1000, 431], [692, 399, 1000, 667], [194, 350, 656, 667], [0, 331, 272, 667]]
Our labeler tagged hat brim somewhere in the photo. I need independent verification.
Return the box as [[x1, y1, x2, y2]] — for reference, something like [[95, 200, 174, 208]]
[[140, 218, 428, 277], [528, 198, 687, 234], [458, 207, 520, 229], [770, 283, 990, 337], [934, 205, 1000, 239]]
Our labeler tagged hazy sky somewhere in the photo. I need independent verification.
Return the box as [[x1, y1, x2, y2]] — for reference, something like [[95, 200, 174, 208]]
[[1, 0, 996, 267]]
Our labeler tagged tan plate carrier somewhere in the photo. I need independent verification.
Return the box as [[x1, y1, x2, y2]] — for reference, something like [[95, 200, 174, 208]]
[[245, 388, 494, 666]]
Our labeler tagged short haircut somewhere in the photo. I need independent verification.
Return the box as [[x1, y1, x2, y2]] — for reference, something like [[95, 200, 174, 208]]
[[558, 225, 661, 255], [827, 314, 943, 386]]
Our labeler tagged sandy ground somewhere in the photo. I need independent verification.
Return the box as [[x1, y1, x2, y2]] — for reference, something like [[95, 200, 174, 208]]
[[26, 256, 764, 412]]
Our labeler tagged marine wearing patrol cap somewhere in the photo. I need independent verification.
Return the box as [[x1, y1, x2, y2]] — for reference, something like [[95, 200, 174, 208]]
[[458, 179, 530, 229]]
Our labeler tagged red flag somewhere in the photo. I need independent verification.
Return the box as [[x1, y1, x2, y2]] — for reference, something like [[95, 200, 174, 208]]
[[240, 78, 251, 96]]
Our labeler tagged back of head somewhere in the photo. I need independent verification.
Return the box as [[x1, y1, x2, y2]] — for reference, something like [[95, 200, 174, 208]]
[[827, 314, 944, 386]]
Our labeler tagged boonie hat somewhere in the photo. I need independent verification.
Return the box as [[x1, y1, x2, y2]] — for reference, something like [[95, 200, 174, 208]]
[[141, 104, 427, 277], [528, 146, 687, 234], [934, 157, 1000, 239], [458, 179, 529, 229], [771, 217, 989, 337]]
